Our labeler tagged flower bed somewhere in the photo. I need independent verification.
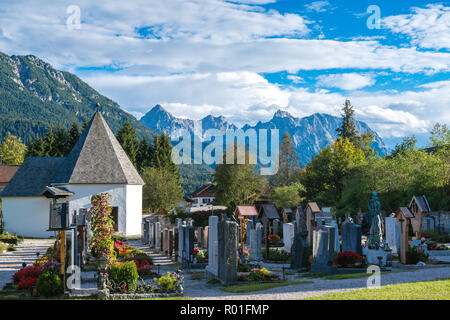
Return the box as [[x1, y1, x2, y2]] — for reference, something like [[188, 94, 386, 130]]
[[237, 267, 282, 282]]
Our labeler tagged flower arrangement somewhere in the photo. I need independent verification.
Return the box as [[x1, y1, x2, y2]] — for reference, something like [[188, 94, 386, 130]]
[[89, 193, 116, 265], [13, 265, 43, 289], [334, 250, 363, 268], [247, 267, 276, 281], [268, 234, 280, 243], [133, 259, 153, 275]]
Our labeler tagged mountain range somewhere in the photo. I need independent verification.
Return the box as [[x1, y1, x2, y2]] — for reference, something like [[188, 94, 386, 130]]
[[0, 52, 155, 144], [140, 105, 389, 165]]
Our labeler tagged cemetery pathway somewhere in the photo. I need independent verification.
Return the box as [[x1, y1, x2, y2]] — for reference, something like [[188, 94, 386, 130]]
[[185, 266, 450, 300], [0, 238, 53, 289]]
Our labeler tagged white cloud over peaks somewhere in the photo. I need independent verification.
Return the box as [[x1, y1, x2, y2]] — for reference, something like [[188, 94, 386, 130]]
[[383, 4, 450, 50], [316, 73, 376, 90]]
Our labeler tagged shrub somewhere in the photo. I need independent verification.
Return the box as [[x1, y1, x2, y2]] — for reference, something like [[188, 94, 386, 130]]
[[238, 263, 251, 272], [422, 231, 450, 243], [36, 271, 63, 297], [0, 242, 6, 254], [406, 245, 429, 264], [247, 267, 271, 282], [261, 248, 290, 261], [154, 271, 183, 293], [334, 251, 363, 268], [109, 261, 139, 293], [13, 265, 42, 283]]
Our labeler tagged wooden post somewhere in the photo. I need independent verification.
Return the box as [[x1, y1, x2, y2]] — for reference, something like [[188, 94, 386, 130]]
[[60, 230, 66, 275], [398, 218, 408, 264]]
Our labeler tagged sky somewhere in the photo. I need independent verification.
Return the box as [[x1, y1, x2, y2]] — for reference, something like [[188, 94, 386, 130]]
[[0, 0, 449, 148]]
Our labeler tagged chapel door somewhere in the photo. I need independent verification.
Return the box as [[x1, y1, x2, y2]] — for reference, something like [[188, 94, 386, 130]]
[[111, 207, 119, 232]]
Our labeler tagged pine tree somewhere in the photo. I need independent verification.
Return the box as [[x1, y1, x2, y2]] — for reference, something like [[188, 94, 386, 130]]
[[336, 99, 358, 143], [116, 119, 139, 167], [26, 136, 45, 157], [54, 126, 70, 156], [68, 122, 81, 151], [152, 132, 179, 179], [136, 137, 154, 172], [269, 132, 300, 188], [43, 128, 56, 157]]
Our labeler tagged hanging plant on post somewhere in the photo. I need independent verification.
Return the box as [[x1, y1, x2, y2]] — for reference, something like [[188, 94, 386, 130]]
[[89, 193, 116, 266]]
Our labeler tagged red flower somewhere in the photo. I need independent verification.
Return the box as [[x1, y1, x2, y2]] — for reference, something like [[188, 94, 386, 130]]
[[193, 248, 199, 255], [13, 266, 42, 284]]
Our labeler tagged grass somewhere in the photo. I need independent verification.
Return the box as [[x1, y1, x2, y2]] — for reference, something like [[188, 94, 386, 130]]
[[297, 272, 325, 279], [138, 296, 191, 300], [306, 278, 450, 300], [221, 280, 313, 293]]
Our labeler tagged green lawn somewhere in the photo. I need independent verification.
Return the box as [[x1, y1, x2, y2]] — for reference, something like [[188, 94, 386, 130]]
[[222, 280, 313, 293], [323, 271, 404, 280], [306, 278, 450, 300]]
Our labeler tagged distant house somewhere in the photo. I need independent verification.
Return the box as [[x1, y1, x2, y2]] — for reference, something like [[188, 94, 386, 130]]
[[235, 205, 258, 221], [190, 184, 215, 207], [0, 111, 144, 238], [0, 165, 19, 192]]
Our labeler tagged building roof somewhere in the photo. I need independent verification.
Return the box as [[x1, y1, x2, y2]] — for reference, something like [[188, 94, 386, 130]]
[[52, 111, 144, 185], [259, 204, 280, 220], [0, 165, 20, 184], [235, 205, 258, 217], [282, 207, 293, 213], [307, 202, 321, 213], [0, 157, 65, 197], [40, 186, 74, 198], [409, 195, 431, 213], [191, 184, 214, 198], [396, 207, 414, 219], [187, 205, 227, 213]]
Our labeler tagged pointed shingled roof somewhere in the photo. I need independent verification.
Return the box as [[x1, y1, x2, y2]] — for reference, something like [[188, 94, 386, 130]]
[[52, 111, 144, 185]]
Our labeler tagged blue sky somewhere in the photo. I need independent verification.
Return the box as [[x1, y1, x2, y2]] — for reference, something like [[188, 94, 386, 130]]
[[0, 0, 449, 148]]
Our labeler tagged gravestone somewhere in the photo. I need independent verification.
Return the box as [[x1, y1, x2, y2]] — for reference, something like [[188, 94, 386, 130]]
[[149, 223, 154, 248], [249, 223, 262, 261], [174, 227, 179, 261], [290, 229, 309, 270], [385, 216, 400, 255], [163, 228, 169, 256], [177, 222, 185, 264], [160, 230, 164, 252], [154, 222, 161, 252], [273, 219, 280, 235], [330, 220, 340, 253], [341, 216, 362, 254], [183, 226, 195, 264], [202, 227, 209, 249], [315, 208, 333, 226], [422, 215, 435, 232], [217, 220, 238, 285], [168, 229, 174, 257], [197, 227, 203, 245], [206, 216, 219, 278], [311, 226, 337, 274], [282, 223, 295, 253]]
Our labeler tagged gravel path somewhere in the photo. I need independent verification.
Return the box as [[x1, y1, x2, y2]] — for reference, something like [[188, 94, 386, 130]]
[[0, 239, 54, 289], [184, 266, 450, 300]]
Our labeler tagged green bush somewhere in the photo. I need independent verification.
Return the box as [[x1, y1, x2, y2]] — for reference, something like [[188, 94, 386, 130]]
[[153, 272, 181, 293], [423, 231, 450, 243], [406, 245, 429, 264], [238, 264, 251, 272], [261, 248, 290, 261], [109, 261, 139, 293], [36, 271, 63, 297], [0, 242, 6, 254]]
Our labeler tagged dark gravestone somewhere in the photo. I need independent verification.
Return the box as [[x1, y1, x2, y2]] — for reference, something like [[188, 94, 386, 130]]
[[174, 227, 179, 261], [218, 220, 238, 285], [341, 218, 362, 254], [311, 226, 337, 275], [169, 229, 174, 257], [290, 231, 309, 270], [184, 226, 195, 263]]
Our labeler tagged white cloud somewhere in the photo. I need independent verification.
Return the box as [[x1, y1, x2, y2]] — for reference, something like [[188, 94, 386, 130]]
[[316, 73, 376, 90], [305, 1, 330, 13], [383, 4, 450, 49], [287, 75, 305, 84]]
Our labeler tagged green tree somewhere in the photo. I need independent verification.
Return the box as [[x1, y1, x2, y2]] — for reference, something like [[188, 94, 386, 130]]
[[116, 119, 139, 167], [53, 126, 70, 156], [271, 182, 305, 208], [152, 132, 180, 182], [43, 127, 56, 157], [68, 121, 81, 150], [300, 137, 365, 206], [269, 132, 301, 188], [390, 136, 417, 157], [213, 142, 264, 208], [0, 132, 27, 165], [141, 167, 184, 212], [336, 100, 358, 143], [136, 137, 154, 172], [26, 136, 45, 157]]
